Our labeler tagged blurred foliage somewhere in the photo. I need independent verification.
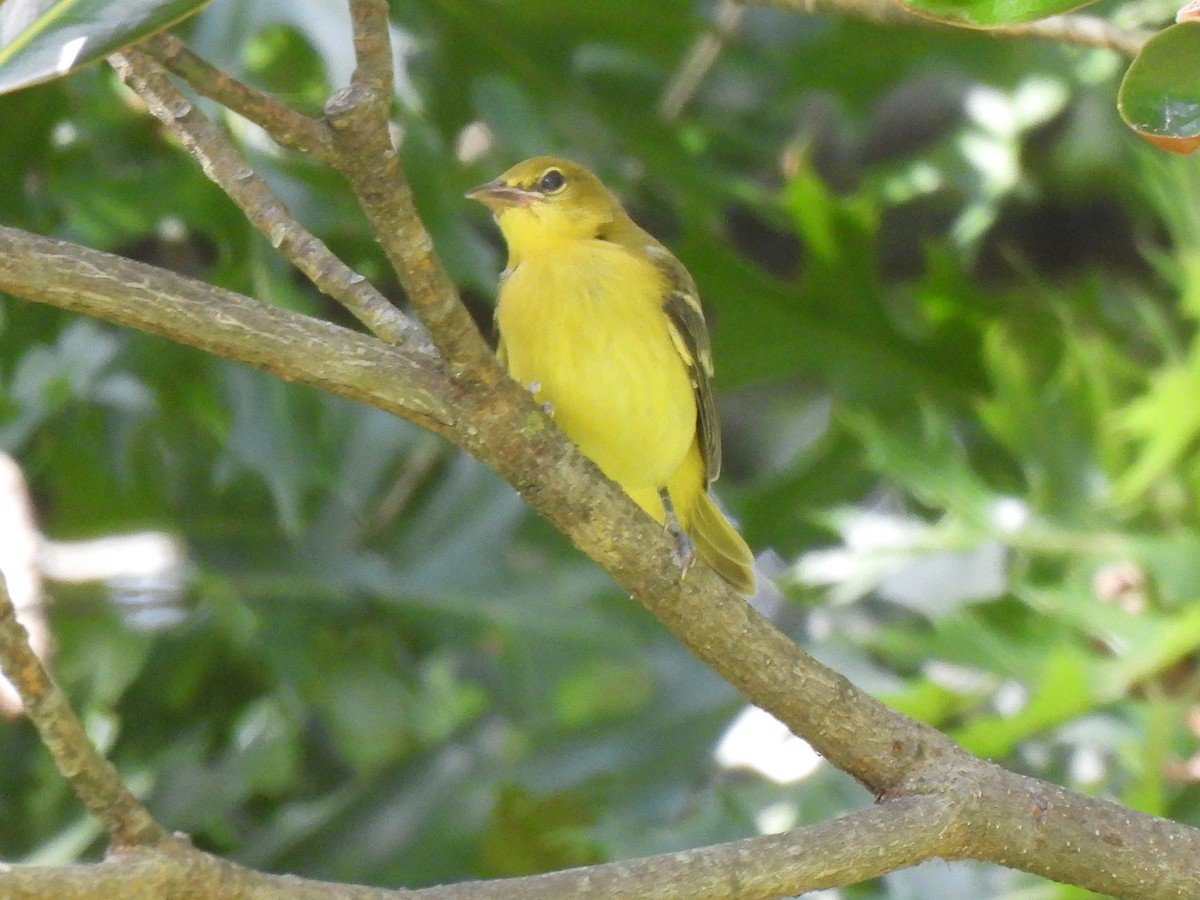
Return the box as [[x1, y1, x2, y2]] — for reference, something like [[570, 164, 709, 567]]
[[1, 0, 1200, 897]]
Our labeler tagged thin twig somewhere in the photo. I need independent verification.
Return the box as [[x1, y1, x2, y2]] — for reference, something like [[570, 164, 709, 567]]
[[0, 572, 170, 848], [141, 32, 337, 162], [107, 50, 423, 349], [323, 0, 498, 381], [992, 12, 1153, 55], [751, 0, 1152, 55], [660, 0, 746, 121]]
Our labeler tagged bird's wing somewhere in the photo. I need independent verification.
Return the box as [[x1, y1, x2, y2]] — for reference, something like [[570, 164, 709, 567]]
[[650, 245, 721, 485]]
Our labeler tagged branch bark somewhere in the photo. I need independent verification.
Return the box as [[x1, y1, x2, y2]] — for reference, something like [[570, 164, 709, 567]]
[[322, 0, 498, 380], [0, 227, 452, 435], [0, 795, 959, 899], [0, 572, 169, 849], [107, 49, 420, 348], [140, 32, 337, 162]]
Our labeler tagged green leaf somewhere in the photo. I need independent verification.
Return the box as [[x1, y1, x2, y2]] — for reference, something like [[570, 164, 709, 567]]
[[1112, 344, 1200, 503], [0, 0, 211, 95], [1118, 22, 1200, 155], [896, 0, 1092, 28], [952, 643, 1099, 757]]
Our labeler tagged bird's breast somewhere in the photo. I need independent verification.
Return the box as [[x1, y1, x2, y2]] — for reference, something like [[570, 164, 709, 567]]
[[496, 240, 697, 490]]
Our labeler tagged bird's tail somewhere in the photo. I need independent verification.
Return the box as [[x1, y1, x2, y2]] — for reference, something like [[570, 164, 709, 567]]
[[684, 490, 756, 596]]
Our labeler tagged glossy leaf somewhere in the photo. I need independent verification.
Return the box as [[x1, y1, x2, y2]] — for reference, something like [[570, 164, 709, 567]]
[[0, 0, 210, 94], [1118, 22, 1200, 154]]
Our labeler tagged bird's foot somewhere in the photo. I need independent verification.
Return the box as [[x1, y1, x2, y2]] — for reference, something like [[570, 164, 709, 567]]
[[526, 381, 554, 416], [666, 514, 696, 578]]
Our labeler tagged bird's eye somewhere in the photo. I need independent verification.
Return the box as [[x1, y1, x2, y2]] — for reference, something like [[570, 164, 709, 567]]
[[535, 169, 566, 193]]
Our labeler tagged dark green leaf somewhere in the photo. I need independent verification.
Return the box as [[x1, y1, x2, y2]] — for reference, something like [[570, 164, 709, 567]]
[[1118, 22, 1200, 154]]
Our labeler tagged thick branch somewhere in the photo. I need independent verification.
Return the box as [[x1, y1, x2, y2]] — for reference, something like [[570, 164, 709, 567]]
[[0, 226, 452, 436], [0, 573, 169, 848], [108, 49, 421, 348], [418, 794, 961, 899], [0, 842, 413, 899], [0, 796, 957, 899], [969, 771, 1200, 898]]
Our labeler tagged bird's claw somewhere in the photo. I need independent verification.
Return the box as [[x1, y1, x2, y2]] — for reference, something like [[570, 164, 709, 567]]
[[526, 382, 554, 415], [666, 514, 696, 578]]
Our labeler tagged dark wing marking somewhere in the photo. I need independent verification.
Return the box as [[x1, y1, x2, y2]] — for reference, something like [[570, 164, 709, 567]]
[[651, 245, 721, 485]]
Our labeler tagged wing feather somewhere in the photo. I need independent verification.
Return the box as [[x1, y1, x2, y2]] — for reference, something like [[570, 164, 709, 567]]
[[650, 245, 721, 485]]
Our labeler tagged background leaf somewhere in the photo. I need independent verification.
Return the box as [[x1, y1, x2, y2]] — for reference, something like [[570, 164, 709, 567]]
[[0, 0, 211, 95], [1118, 21, 1200, 155]]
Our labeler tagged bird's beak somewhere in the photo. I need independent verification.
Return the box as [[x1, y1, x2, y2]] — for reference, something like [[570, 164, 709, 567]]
[[465, 179, 537, 210]]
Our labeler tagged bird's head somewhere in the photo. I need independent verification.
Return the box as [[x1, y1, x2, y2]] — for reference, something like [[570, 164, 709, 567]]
[[466, 157, 623, 256]]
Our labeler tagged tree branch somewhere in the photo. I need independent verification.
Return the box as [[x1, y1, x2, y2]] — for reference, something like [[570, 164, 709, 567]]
[[139, 32, 337, 162], [0, 572, 170, 849], [415, 794, 962, 898], [107, 49, 421, 348], [991, 12, 1153, 54], [5, 205, 941, 792], [0, 226, 452, 436], [749, 0, 1152, 55], [0, 795, 957, 898], [663, 1, 1149, 122], [5, 224, 921, 800], [322, 0, 498, 381], [968, 770, 1200, 897], [660, 0, 746, 121], [0, 841, 415, 899]]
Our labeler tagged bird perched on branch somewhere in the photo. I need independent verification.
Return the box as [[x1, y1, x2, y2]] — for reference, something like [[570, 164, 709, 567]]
[[467, 156, 755, 595]]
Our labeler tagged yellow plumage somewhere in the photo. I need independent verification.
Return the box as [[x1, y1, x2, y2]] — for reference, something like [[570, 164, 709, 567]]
[[467, 156, 755, 595]]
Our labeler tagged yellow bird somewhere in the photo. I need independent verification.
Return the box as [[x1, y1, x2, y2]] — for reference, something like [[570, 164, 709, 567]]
[[467, 157, 755, 595]]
